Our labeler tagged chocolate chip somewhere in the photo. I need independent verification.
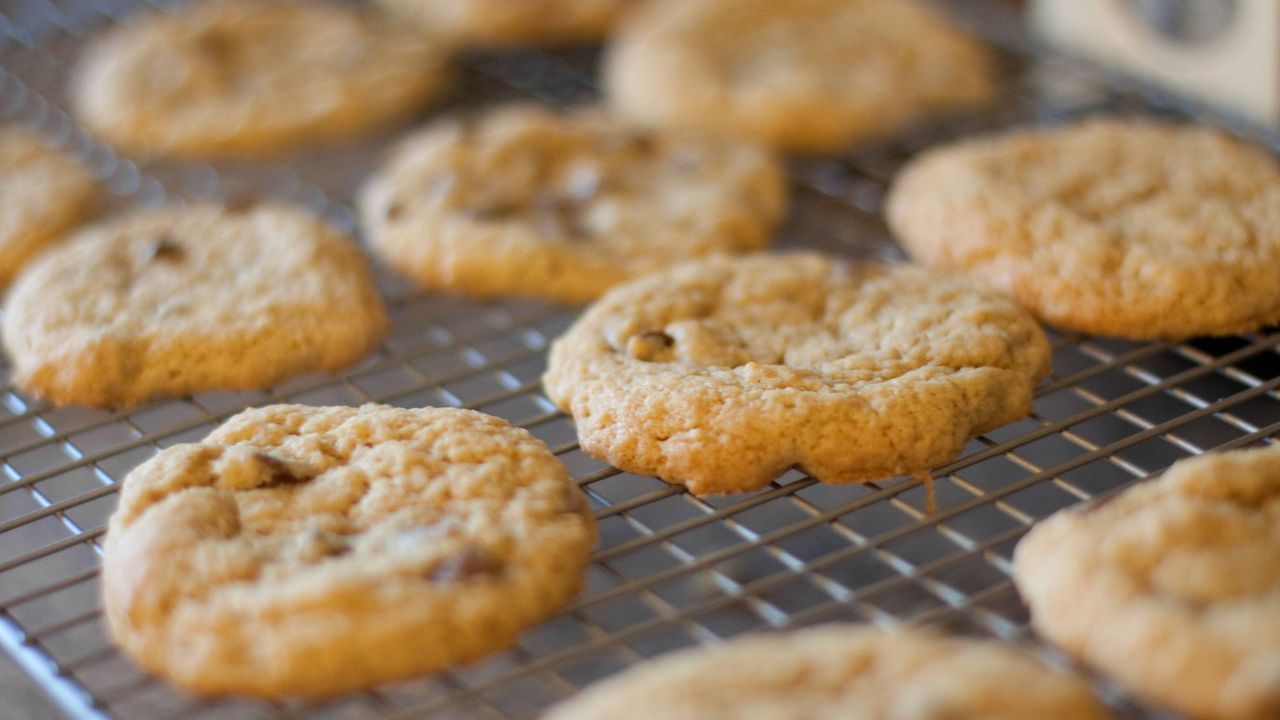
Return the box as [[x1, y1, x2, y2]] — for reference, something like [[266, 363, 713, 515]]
[[625, 330, 676, 362], [147, 235, 185, 263], [426, 547, 503, 582], [255, 452, 313, 486]]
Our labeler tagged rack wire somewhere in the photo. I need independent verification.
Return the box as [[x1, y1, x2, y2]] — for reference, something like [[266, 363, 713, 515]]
[[1, 1, 1278, 718]]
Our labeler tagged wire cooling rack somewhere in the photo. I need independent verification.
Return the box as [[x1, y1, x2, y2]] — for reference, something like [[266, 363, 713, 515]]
[[1, 1, 1278, 718]]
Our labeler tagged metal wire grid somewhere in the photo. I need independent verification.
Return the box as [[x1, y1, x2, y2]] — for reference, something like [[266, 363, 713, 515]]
[[0, 1, 1278, 718]]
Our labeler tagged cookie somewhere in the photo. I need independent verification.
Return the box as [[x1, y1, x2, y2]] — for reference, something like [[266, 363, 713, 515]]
[[102, 404, 596, 696], [542, 254, 1050, 495], [544, 624, 1107, 719], [0, 126, 98, 284], [72, 0, 448, 158], [604, 0, 995, 153], [376, 0, 629, 46], [886, 118, 1280, 339], [2, 202, 387, 407], [1014, 444, 1280, 720], [359, 105, 786, 304]]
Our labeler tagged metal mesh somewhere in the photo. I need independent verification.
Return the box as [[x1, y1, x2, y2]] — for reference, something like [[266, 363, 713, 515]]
[[1, 1, 1278, 718]]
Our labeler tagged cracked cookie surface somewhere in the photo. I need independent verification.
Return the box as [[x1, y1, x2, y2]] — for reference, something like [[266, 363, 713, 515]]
[[2, 202, 386, 407], [359, 104, 785, 304], [604, 0, 994, 152], [544, 624, 1107, 719], [542, 254, 1050, 495], [72, 0, 447, 157], [886, 119, 1280, 339], [375, 0, 630, 46], [103, 404, 596, 697], [1014, 444, 1280, 720], [0, 127, 98, 284]]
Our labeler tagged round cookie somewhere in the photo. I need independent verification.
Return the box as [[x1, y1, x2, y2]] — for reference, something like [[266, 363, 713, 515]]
[[542, 254, 1050, 495], [1014, 444, 1280, 720], [359, 105, 786, 304], [886, 118, 1280, 339], [72, 0, 448, 158], [0, 126, 98, 284], [103, 404, 596, 697], [604, 0, 995, 153], [544, 625, 1108, 719], [2, 202, 387, 408], [375, 0, 630, 46]]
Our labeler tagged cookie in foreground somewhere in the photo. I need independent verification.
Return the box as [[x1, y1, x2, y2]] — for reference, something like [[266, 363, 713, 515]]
[[543, 254, 1050, 495], [2, 202, 387, 407], [0, 126, 98, 284], [1014, 443, 1280, 720], [604, 0, 994, 153], [359, 104, 785, 304], [543, 624, 1108, 719], [886, 118, 1280, 339], [102, 404, 597, 696], [72, 0, 448, 157]]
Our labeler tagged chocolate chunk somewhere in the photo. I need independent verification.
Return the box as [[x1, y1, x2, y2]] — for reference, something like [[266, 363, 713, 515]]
[[147, 235, 185, 263], [426, 546, 502, 582], [255, 452, 314, 486], [625, 330, 676, 362]]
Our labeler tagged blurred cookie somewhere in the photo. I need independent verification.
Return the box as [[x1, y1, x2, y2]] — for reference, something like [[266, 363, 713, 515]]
[[2, 202, 387, 407], [104, 404, 596, 696], [604, 0, 994, 152], [359, 105, 785, 304], [377, 0, 630, 46], [544, 625, 1108, 719], [1015, 444, 1280, 720], [886, 119, 1280, 339], [72, 0, 448, 157], [0, 127, 97, 284], [543, 254, 1050, 495]]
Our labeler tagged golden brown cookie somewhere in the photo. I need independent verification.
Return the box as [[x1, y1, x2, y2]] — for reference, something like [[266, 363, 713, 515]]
[[103, 404, 596, 696], [376, 0, 631, 46], [72, 0, 448, 157], [886, 119, 1280, 339], [604, 0, 995, 152], [2, 202, 387, 407], [1014, 444, 1280, 720], [0, 126, 98, 284], [543, 254, 1050, 495], [544, 625, 1109, 719], [359, 105, 786, 304]]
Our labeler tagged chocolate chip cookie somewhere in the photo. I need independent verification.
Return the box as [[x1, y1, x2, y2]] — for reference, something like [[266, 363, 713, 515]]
[[886, 118, 1280, 339], [72, 0, 448, 157], [544, 625, 1108, 719], [2, 202, 387, 407], [605, 0, 995, 152], [103, 404, 596, 696], [1014, 444, 1280, 720], [543, 254, 1051, 495], [359, 104, 786, 304]]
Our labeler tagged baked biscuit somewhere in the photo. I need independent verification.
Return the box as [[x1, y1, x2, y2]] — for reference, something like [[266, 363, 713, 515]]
[[0, 126, 98, 284], [542, 254, 1050, 495], [2, 202, 387, 407], [359, 105, 785, 304], [1014, 444, 1280, 720], [604, 0, 995, 153], [72, 0, 447, 158], [376, 0, 629, 46], [886, 119, 1280, 339], [544, 625, 1108, 719], [103, 404, 596, 696]]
